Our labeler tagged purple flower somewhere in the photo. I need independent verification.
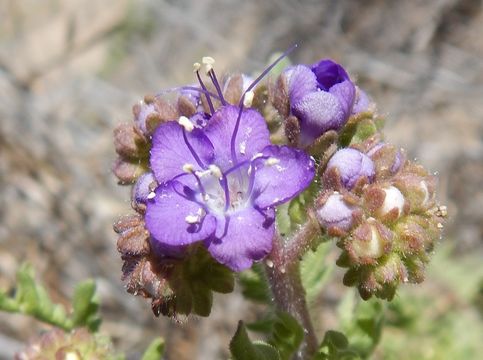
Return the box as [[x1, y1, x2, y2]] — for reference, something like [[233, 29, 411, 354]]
[[145, 105, 315, 271], [326, 148, 375, 190], [317, 192, 356, 231], [284, 59, 355, 146]]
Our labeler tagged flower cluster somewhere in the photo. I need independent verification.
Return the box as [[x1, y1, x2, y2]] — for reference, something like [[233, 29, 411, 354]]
[[113, 51, 445, 316]]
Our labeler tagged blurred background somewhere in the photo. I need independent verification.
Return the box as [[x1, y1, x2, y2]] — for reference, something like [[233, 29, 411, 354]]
[[0, 0, 482, 359]]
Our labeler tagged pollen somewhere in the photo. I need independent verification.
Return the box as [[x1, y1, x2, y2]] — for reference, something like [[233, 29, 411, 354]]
[[265, 157, 280, 166], [178, 116, 194, 132], [209, 164, 223, 179], [193, 62, 201, 72], [202, 56, 215, 73], [243, 90, 254, 108], [147, 191, 156, 200], [183, 163, 195, 173], [185, 214, 200, 224]]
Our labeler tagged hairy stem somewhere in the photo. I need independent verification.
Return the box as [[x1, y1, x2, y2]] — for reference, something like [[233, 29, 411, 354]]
[[265, 227, 319, 359]]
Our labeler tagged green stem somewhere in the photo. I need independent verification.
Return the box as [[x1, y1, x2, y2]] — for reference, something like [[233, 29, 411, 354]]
[[265, 223, 320, 360]]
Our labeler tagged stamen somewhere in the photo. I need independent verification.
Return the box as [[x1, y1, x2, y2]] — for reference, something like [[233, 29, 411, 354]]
[[179, 86, 222, 101], [195, 70, 215, 114], [147, 191, 156, 200], [178, 116, 194, 132], [185, 214, 200, 224], [230, 44, 297, 165], [182, 128, 205, 168], [193, 62, 201, 72], [265, 157, 280, 166], [209, 164, 223, 179], [243, 90, 254, 108], [202, 56, 215, 74], [208, 70, 227, 105], [183, 163, 195, 173]]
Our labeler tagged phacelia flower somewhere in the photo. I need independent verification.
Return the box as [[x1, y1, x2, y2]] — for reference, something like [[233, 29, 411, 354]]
[[324, 148, 375, 190], [146, 105, 315, 271], [283, 59, 356, 146]]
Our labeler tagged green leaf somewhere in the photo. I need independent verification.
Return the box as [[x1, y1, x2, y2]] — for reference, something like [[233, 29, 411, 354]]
[[14, 264, 70, 330], [141, 337, 165, 360], [270, 312, 304, 360], [301, 241, 333, 303], [0, 290, 19, 312], [230, 321, 280, 360], [71, 280, 101, 332], [315, 330, 361, 360], [238, 264, 271, 304], [338, 291, 385, 358]]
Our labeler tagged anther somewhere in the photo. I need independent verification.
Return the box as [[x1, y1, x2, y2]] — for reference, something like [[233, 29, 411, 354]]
[[243, 90, 254, 108], [265, 157, 280, 166], [178, 116, 194, 132], [209, 164, 223, 179], [193, 62, 201, 72], [202, 56, 215, 73], [147, 191, 156, 200], [183, 163, 195, 173], [185, 214, 200, 224]]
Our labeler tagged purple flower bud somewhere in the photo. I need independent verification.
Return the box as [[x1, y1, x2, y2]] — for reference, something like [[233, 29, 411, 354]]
[[367, 142, 405, 174], [284, 60, 356, 146], [316, 192, 356, 232], [132, 172, 157, 205], [352, 86, 372, 114], [326, 148, 375, 190]]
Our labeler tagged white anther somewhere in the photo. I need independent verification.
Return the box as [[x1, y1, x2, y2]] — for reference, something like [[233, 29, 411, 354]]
[[183, 163, 195, 173], [147, 191, 156, 200], [178, 116, 194, 132], [251, 152, 264, 161], [239, 141, 247, 155], [209, 164, 223, 179], [65, 353, 80, 360], [193, 62, 201, 72], [243, 91, 254, 107], [265, 157, 280, 166], [202, 56, 215, 73], [185, 214, 200, 224]]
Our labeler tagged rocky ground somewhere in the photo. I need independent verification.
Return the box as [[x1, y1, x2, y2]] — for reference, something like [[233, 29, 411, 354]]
[[0, 0, 482, 359]]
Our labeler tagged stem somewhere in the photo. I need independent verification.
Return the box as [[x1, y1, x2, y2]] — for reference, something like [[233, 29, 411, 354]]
[[265, 227, 320, 359]]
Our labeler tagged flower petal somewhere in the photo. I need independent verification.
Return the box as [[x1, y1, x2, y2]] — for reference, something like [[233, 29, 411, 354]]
[[204, 105, 270, 169], [206, 207, 275, 271], [310, 59, 350, 91], [292, 91, 346, 145], [145, 180, 216, 246], [252, 145, 315, 209], [285, 65, 317, 105], [329, 80, 355, 117], [150, 121, 214, 184]]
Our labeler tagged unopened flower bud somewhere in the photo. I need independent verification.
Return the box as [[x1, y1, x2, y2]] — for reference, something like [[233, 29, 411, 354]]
[[325, 148, 375, 190], [133, 96, 178, 136], [367, 142, 405, 177], [375, 186, 406, 219], [348, 219, 392, 264], [316, 192, 357, 233]]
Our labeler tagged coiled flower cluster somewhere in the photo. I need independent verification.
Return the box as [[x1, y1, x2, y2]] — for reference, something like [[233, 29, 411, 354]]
[[113, 51, 446, 317]]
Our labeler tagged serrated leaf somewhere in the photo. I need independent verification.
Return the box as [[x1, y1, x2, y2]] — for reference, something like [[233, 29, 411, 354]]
[[269, 312, 304, 360], [141, 337, 165, 360], [301, 241, 333, 302], [72, 280, 101, 332], [230, 321, 280, 360]]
